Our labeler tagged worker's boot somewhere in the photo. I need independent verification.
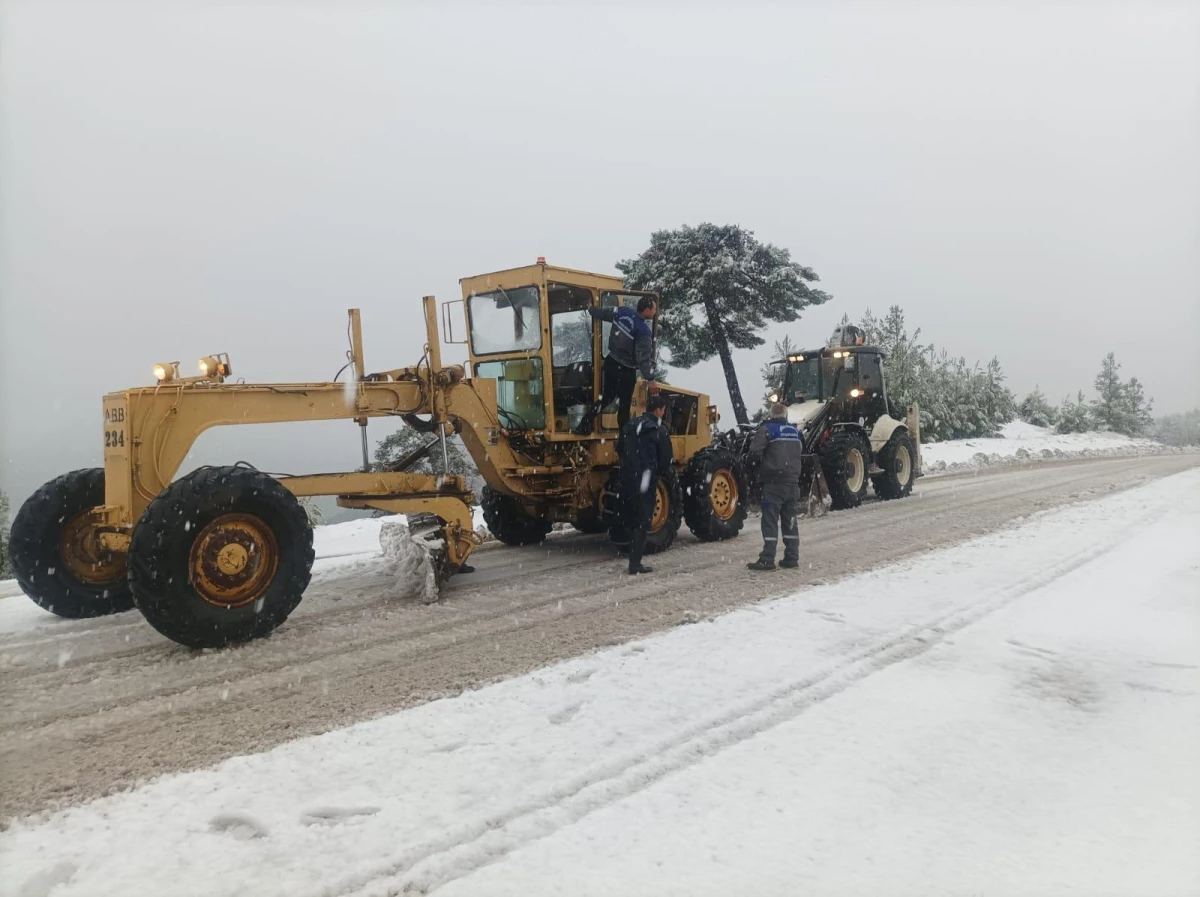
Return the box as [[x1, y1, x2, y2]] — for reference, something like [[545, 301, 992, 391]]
[[746, 558, 777, 571], [573, 403, 599, 435], [628, 529, 652, 575]]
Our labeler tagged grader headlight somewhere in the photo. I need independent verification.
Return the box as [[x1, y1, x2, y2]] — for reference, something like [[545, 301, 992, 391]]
[[198, 354, 232, 381], [153, 361, 179, 382]]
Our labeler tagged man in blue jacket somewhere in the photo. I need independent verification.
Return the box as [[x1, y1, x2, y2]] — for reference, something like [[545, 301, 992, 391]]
[[574, 296, 657, 435], [619, 395, 673, 575], [746, 403, 804, 571]]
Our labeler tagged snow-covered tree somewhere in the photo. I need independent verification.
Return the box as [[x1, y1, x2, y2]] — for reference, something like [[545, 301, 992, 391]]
[[1155, 409, 1200, 446], [1057, 391, 1093, 434], [298, 497, 324, 528], [618, 223, 831, 425], [1091, 352, 1126, 432], [1018, 386, 1058, 429], [1121, 376, 1154, 436], [0, 489, 10, 578], [373, 427, 473, 476]]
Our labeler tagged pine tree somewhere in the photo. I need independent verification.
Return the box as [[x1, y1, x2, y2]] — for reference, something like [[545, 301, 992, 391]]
[[618, 223, 831, 425], [1018, 386, 1058, 428], [1121, 376, 1154, 436], [1091, 352, 1125, 432], [1057, 391, 1094, 434]]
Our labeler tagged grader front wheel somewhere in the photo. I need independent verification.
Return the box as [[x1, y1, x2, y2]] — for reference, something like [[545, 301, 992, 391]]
[[8, 468, 134, 618], [128, 466, 314, 649], [682, 447, 748, 541]]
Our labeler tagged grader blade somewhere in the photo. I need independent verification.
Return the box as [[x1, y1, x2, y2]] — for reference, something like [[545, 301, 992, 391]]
[[378, 515, 454, 604]]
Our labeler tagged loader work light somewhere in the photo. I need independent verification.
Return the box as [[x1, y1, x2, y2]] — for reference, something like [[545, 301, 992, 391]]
[[850, 388, 863, 398], [769, 393, 780, 403]]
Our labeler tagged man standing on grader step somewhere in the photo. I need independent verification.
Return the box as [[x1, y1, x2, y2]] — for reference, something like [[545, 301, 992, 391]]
[[747, 402, 803, 571], [575, 296, 657, 434], [620, 395, 673, 576]]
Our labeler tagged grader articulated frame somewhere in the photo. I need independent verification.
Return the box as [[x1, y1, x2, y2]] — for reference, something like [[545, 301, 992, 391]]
[[9, 263, 748, 649]]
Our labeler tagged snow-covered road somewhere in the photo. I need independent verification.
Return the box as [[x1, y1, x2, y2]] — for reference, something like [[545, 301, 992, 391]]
[[3, 469, 1197, 897]]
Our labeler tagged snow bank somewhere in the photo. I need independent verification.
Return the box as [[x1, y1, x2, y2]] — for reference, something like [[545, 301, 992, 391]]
[[922, 419, 1191, 476], [3, 470, 1196, 897]]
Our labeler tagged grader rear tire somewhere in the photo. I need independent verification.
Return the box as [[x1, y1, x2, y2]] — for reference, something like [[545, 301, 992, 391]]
[[606, 470, 683, 555], [820, 430, 871, 510], [7, 468, 133, 618], [682, 448, 748, 541], [128, 466, 314, 649], [480, 487, 551, 546]]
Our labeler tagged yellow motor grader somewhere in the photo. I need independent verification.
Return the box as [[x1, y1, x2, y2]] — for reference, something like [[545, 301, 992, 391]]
[[8, 262, 748, 648]]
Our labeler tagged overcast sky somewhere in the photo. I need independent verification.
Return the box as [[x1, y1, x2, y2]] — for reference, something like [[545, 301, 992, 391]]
[[1, 1, 1197, 503]]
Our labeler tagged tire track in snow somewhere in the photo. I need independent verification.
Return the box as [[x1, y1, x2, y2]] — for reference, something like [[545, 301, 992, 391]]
[[318, 517, 1152, 896]]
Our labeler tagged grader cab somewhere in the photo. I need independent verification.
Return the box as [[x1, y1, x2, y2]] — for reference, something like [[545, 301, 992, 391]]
[[8, 261, 749, 649]]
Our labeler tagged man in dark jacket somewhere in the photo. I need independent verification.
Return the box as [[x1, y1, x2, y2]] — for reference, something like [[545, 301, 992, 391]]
[[575, 296, 657, 434], [746, 403, 803, 571], [619, 395, 673, 575]]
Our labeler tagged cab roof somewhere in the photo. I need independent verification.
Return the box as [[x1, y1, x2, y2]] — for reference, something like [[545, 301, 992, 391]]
[[459, 262, 625, 299], [784, 345, 885, 362]]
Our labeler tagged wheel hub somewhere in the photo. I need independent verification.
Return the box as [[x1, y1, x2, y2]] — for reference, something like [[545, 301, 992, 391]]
[[59, 510, 127, 586], [709, 469, 738, 521], [189, 513, 279, 608], [895, 445, 912, 485], [650, 480, 670, 533], [846, 448, 865, 492]]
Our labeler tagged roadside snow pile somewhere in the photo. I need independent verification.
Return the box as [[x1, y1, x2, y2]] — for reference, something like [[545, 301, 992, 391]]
[[922, 419, 1189, 475], [378, 521, 439, 604], [3, 471, 1196, 897]]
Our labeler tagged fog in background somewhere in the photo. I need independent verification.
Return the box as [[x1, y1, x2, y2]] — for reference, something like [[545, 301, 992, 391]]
[[1, 1, 1196, 503]]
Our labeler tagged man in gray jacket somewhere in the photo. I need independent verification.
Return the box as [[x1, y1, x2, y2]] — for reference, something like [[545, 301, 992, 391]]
[[574, 296, 657, 435], [746, 403, 804, 571]]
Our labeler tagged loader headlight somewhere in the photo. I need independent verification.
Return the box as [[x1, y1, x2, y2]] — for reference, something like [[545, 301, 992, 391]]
[[153, 362, 179, 382], [198, 354, 232, 380], [768, 393, 779, 404], [850, 388, 862, 398]]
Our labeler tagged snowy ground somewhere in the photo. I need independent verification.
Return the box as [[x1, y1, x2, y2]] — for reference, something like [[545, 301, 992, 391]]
[[3, 470, 1196, 897], [922, 419, 1187, 475]]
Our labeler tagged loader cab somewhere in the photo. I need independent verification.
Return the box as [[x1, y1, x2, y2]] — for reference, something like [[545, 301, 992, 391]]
[[459, 263, 668, 439], [780, 347, 888, 423]]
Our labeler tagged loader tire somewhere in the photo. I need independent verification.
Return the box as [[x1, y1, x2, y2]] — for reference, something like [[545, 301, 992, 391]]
[[606, 469, 683, 555], [128, 466, 314, 649], [820, 429, 871, 510], [682, 448, 748, 541], [8, 468, 134, 618], [872, 431, 916, 500], [481, 487, 550, 546]]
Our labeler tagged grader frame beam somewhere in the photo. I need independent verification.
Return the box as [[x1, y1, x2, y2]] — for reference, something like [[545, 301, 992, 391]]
[[91, 297, 503, 567]]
